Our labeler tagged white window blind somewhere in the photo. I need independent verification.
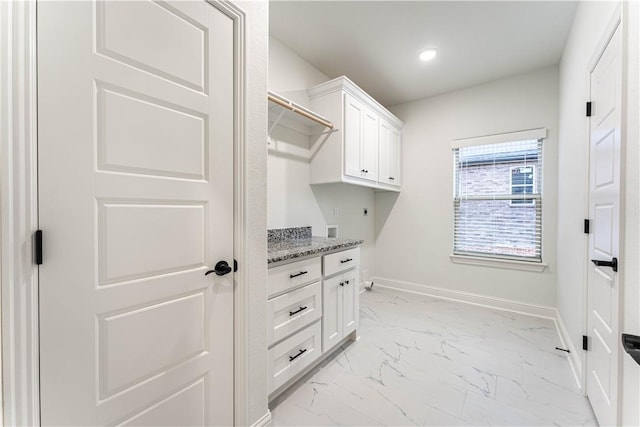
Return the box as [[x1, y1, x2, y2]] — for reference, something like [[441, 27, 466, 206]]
[[453, 137, 543, 262]]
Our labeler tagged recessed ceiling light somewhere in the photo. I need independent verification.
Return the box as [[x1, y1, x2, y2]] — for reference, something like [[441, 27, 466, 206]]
[[418, 48, 438, 62]]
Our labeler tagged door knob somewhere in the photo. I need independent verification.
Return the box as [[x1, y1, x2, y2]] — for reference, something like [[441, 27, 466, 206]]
[[205, 261, 232, 276], [622, 334, 640, 365], [591, 257, 618, 272]]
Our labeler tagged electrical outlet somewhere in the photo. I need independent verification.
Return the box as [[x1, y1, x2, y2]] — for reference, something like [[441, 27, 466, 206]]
[[363, 208, 368, 216]]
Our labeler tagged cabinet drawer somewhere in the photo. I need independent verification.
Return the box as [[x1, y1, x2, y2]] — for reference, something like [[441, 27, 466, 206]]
[[268, 257, 322, 298], [268, 281, 322, 346], [323, 247, 359, 277], [268, 322, 322, 393]]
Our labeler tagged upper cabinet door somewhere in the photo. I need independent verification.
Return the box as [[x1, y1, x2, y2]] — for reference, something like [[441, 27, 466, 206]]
[[379, 119, 401, 186], [388, 125, 402, 186], [378, 120, 391, 184], [344, 93, 364, 179], [361, 107, 379, 182]]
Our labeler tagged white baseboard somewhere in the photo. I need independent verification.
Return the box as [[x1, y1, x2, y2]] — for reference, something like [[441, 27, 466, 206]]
[[251, 410, 272, 427], [554, 309, 583, 391], [371, 276, 556, 319]]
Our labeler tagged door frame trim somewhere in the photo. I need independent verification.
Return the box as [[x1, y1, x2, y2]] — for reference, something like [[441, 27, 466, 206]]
[[583, 4, 622, 422], [205, 1, 251, 425], [1, 1, 252, 425], [0, 1, 40, 425]]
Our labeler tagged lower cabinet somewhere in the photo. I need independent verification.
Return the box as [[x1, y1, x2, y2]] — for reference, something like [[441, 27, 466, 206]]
[[322, 269, 359, 351], [267, 246, 360, 396]]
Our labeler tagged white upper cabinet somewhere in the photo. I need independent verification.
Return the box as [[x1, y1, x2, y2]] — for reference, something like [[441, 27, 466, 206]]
[[308, 76, 403, 191]]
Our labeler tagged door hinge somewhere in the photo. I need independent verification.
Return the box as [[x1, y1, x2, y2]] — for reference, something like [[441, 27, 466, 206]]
[[584, 219, 590, 234], [586, 101, 592, 117], [35, 229, 43, 265], [583, 335, 589, 351]]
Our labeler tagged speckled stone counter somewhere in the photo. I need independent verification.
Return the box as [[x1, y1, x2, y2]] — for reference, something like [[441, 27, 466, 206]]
[[267, 227, 363, 265]]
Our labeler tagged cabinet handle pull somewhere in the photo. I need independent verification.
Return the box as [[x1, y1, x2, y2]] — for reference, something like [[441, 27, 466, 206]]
[[340, 258, 353, 264], [289, 306, 308, 316], [289, 348, 307, 361], [339, 282, 344, 287], [389, 177, 395, 180], [289, 271, 308, 278], [345, 280, 349, 284]]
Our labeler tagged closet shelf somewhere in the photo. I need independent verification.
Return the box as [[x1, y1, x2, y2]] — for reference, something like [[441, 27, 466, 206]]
[[268, 91, 334, 134], [268, 91, 337, 161]]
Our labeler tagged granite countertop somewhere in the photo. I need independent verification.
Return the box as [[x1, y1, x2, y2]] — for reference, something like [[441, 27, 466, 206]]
[[267, 227, 363, 265]]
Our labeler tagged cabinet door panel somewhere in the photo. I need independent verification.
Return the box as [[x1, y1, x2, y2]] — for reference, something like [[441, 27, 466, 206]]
[[362, 108, 378, 182], [388, 126, 401, 186], [322, 275, 343, 352], [342, 269, 359, 336], [378, 120, 391, 184], [344, 94, 363, 178], [378, 120, 401, 187]]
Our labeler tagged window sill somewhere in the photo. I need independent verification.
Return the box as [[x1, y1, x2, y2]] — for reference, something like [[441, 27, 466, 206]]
[[450, 254, 548, 272]]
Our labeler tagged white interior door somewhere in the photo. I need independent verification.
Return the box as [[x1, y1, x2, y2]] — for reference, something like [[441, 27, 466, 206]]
[[586, 23, 622, 427], [37, 1, 235, 425]]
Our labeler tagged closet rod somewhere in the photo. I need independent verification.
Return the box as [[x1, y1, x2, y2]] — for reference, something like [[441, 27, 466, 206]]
[[268, 94, 334, 129]]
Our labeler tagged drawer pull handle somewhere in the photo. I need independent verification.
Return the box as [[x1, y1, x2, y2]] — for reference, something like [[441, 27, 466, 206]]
[[289, 306, 308, 316], [289, 271, 308, 279], [289, 348, 307, 362], [389, 177, 395, 180], [340, 258, 353, 264], [339, 282, 344, 287], [345, 280, 349, 284]]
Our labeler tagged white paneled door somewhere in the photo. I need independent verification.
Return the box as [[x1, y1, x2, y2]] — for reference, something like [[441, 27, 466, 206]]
[[586, 23, 621, 427], [37, 1, 235, 425]]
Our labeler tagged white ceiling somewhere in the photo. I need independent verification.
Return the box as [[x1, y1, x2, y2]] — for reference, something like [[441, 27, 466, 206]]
[[270, 1, 578, 107]]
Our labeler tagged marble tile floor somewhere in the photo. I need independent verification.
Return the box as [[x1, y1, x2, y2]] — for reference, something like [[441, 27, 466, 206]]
[[268, 286, 596, 426]]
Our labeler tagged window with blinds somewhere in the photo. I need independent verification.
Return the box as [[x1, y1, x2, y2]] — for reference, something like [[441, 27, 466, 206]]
[[452, 133, 543, 262]]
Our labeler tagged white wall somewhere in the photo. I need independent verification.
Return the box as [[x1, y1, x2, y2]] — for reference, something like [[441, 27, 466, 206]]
[[374, 67, 559, 307], [239, 1, 269, 425], [556, 0, 620, 387], [268, 37, 376, 283], [558, 1, 640, 424]]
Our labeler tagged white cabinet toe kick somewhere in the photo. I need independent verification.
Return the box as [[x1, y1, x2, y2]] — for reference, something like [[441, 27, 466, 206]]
[[267, 246, 361, 399]]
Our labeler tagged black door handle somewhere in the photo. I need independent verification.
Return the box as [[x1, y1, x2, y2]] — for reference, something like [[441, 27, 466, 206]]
[[591, 257, 618, 272], [205, 260, 232, 276], [622, 334, 640, 365]]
